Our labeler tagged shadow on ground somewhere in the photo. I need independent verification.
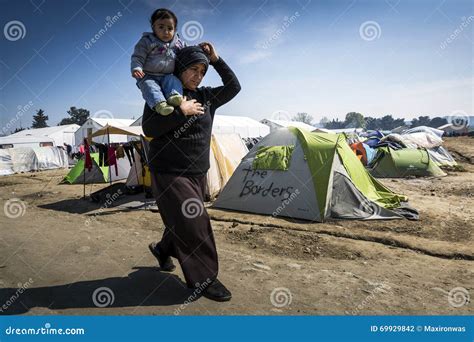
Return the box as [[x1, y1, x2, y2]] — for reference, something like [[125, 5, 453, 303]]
[[0, 267, 194, 315], [38, 193, 157, 215]]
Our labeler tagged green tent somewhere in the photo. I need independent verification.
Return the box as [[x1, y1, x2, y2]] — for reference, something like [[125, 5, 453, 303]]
[[63, 153, 111, 184], [369, 147, 446, 178], [214, 127, 409, 222]]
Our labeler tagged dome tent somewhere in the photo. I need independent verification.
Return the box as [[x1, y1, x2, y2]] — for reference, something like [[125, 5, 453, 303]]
[[63, 153, 131, 184], [368, 147, 446, 178], [214, 128, 409, 222]]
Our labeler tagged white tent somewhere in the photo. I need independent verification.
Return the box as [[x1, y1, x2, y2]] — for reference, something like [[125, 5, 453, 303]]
[[261, 118, 316, 133], [131, 115, 269, 139], [125, 149, 147, 187], [0, 146, 68, 176], [8, 124, 79, 146], [213, 115, 269, 138], [90, 125, 144, 139], [0, 150, 14, 175], [75, 118, 135, 145], [207, 133, 249, 199], [313, 127, 364, 134], [0, 136, 55, 149]]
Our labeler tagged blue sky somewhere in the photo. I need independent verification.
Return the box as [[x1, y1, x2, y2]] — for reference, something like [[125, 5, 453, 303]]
[[0, 0, 472, 130]]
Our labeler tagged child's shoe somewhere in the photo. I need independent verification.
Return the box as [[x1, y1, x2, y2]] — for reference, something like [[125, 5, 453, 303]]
[[155, 101, 174, 116], [167, 94, 183, 107]]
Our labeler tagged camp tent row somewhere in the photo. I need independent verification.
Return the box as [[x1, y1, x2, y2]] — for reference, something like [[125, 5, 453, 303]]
[[214, 127, 409, 221], [65, 125, 411, 222], [337, 125, 457, 178], [63, 124, 250, 200]]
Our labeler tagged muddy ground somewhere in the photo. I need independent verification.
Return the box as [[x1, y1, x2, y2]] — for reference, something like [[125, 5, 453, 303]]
[[0, 137, 472, 315]]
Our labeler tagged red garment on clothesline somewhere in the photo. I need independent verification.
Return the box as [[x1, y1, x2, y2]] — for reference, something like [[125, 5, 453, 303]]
[[108, 146, 118, 176], [83, 139, 92, 171]]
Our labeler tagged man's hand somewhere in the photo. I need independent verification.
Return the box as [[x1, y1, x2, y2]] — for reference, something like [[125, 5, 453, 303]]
[[132, 70, 145, 79], [179, 96, 205, 116], [199, 42, 219, 63]]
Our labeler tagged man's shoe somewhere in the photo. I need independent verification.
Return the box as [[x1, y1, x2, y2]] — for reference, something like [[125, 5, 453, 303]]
[[202, 279, 232, 302], [148, 242, 176, 272]]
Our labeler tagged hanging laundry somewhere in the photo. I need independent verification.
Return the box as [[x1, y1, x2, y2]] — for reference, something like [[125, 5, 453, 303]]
[[108, 145, 118, 176], [116, 145, 125, 159], [123, 143, 135, 166], [83, 138, 92, 171], [94, 143, 108, 166]]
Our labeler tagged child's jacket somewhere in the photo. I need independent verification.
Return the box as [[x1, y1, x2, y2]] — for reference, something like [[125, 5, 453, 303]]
[[131, 32, 186, 76]]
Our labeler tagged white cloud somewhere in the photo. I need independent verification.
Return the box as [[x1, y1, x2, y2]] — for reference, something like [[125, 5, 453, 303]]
[[252, 12, 301, 50], [238, 50, 273, 65]]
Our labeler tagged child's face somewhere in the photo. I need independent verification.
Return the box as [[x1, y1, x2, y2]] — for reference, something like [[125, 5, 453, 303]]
[[152, 18, 175, 42]]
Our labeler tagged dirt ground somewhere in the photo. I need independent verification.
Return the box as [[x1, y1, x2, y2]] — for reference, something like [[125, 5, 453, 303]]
[[0, 137, 472, 315]]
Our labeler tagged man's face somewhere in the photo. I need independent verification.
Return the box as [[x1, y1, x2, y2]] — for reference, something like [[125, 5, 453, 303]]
[[180, 63, 206, 90], [152, 18, 175, 42]]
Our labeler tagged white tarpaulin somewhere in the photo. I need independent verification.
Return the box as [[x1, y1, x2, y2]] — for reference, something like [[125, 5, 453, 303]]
[[404, 126, 444, 138], [382, 132, 443, 149], [0, 150, 14, 176], [0, 146, 68, 175]]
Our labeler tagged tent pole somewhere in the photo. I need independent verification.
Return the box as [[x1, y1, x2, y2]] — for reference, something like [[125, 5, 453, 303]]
[[132, 146, 140, 187], [107, 127, 112, 185]]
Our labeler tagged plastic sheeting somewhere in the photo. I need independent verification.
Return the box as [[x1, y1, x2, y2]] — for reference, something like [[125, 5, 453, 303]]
[[0, 150, 14, 176], [427, 146, 457, 167], [404, 126, 444, 138], [381, 132, 443, 149]]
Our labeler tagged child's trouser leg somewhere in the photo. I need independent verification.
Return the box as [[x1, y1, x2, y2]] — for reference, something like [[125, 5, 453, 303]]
[[138, 76, 166, 109], [160, 74, 183, 100]]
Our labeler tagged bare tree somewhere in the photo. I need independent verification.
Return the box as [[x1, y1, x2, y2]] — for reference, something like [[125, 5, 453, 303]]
[[292, 112, 313, 125]]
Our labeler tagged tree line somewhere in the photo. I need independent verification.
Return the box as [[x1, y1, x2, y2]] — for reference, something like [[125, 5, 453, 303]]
[[11, 107, 91, 133], [12, 107, 452, 134], [292, 112, 449, 131]]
